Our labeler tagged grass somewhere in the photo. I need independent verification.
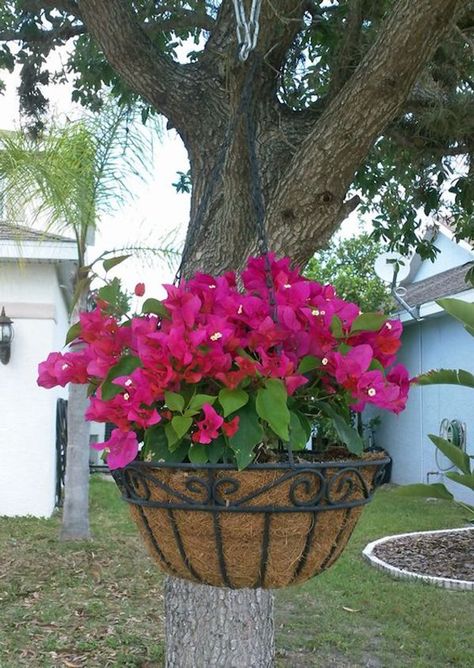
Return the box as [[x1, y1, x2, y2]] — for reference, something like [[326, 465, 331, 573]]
[[0, 478, 472, 667]]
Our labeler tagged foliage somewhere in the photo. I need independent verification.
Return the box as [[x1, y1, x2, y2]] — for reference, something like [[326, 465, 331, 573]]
[[37, 254, 410, 470], [305, 232, 393, 314], [401, 297, 474, 514], [1, 3, 474, 256]]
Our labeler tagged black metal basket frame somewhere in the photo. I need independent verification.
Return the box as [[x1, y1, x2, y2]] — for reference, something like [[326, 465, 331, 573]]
[[113, 455, 389, 588]]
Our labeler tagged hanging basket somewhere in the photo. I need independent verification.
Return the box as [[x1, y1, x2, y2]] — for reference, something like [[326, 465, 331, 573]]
[[113, 450, 389, 589]]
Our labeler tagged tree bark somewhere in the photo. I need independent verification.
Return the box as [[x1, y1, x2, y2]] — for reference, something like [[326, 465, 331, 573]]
[[60, 292, 91, 541], [165, 578, 274, 668]]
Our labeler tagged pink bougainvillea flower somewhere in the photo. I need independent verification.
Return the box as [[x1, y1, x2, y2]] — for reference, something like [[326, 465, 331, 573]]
[[92, 428, 139, 470], [331, 344, 373, 388], [37, 350, 90, 388], [191, 403, 224, 444], [222, 416, 240, 437], [134, 282, 145, 297]]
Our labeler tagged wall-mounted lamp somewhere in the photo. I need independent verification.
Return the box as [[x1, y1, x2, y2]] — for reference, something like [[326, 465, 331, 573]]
[[0, 307, 14, 365]]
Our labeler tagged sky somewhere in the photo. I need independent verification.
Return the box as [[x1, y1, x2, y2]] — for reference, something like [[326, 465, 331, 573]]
[[0, 49, 361, 300]]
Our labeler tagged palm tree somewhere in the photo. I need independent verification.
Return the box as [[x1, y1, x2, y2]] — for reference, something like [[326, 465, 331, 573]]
[[0, 105, 175, 539]]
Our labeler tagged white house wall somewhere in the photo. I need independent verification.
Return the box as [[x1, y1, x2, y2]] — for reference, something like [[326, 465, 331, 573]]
[[376, 315, 474, 505], [0, 260, 106, 517]]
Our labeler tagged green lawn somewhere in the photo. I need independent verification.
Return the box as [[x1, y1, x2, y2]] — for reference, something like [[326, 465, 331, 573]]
[[0, 478, 472, 667]]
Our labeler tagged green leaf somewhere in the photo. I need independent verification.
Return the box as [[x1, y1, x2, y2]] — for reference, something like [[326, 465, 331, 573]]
[[369, 358, 384, 372], [141, 298, 170, 319], [436, 298, 474, 333], [229, 401, 264, 470], [65, 321, 81, 345], [429, 435, 471, 474], [98, 277, 122, 307], [164, 391, 185, 412], [256, 379, 290, 441], [315, 401, 364, 454], [207, 436, 226, 464], [188, 444, 209, 464], [289, 411, 310, 450], [143, 425, 188, 463], [417, 369, 474, 389], [101, 355, 142, 401], [446, 472, 474, 491], [392, 483, 453, 500], [188, 394, 217, 412], [297, 355, 320, 374], [330, 315, 344, 338], [103, 254, 131, 272], [171, 415, 192, 440], [165, 422, 180, 449], [218, 388, 249, 417], [350, 312, 386, 334]]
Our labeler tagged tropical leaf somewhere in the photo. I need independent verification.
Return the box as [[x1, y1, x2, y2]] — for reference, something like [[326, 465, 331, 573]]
[[417, 368, 474, 389], [446, 472, 474, 491], [428, 435, 471, 475], [436, 297, 474, 333], [391, 483, 454, 500]]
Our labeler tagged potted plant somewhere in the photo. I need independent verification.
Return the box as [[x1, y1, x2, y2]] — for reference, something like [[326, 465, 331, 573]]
[[38, 254, 409, 588]]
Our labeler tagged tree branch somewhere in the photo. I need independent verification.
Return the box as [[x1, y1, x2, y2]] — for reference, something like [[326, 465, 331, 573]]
[[0, 8, 214, 45], [76, 0, 205, 136], [264, 0, 463, 265], [327, 0, 366, 98]]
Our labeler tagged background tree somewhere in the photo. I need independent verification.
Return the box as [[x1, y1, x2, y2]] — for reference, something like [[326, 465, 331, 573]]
[[1, 1, 472, 665], [0, 105, 173, 541], [305, 231, 392, 313]]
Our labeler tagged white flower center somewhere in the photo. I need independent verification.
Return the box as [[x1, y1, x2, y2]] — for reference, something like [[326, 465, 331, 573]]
[[210, 332, 222, 341], [368, 388, 376, 397], [61, 363, 69, 371], [125, 379, 133, 387], [237, 304, 243, 314], [208, 284, 216, 289], [283, 283, 291, 289], [386, 323, 392, 330], [322, 358, 328, 366], [123, 392, 130, 400], [311, 309, 320, 316]]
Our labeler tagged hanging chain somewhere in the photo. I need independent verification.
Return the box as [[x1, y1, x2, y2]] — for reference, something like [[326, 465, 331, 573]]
[[231, 0, 263, 61]]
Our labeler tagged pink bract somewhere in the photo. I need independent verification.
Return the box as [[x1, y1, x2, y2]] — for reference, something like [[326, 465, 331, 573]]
[[37, 253, 410, 469]]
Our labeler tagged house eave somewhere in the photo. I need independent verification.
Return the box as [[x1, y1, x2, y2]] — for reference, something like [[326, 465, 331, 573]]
[[0, 239, 78, 262], [397, 288, 474, 324]]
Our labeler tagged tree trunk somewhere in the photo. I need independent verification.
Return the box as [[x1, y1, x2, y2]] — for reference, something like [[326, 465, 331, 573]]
[[60, 292, 91, 541], [165, 577, 274, 668]]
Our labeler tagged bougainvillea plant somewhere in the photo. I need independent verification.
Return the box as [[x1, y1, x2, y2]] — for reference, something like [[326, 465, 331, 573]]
[[38, 254, 410, 470]]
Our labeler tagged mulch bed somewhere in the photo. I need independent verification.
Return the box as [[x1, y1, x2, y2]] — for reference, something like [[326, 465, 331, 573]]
[[373, 530, 474, 581]]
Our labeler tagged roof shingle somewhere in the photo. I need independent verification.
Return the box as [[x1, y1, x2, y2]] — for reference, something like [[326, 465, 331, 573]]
[[0, 222, 74, 243], [403, 263, 473, 307]]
